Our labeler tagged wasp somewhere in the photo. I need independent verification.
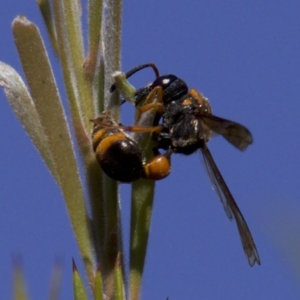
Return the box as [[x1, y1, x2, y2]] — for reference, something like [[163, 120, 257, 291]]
[[91, 110, 171, 182], [110, 63, 261, 267]]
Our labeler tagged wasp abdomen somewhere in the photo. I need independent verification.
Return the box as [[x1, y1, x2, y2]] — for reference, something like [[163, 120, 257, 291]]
[[93, 130, 145, 182]]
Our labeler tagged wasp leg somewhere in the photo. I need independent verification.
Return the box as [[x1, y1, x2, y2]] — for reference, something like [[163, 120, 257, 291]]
[[136, 86, 165, 122], [112, 124, 164, 134]]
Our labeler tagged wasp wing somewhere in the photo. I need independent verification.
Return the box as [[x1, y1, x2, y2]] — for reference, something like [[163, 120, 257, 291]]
[[201, 114, 253, 151], [200, 145, 260, 266]]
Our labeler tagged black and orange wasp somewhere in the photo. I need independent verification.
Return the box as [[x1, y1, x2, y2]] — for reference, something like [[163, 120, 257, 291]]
[[92, 63, 260, 266]]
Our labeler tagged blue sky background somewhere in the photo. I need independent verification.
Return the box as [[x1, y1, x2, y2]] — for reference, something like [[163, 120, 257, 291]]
[[1, 1, 300, 299]]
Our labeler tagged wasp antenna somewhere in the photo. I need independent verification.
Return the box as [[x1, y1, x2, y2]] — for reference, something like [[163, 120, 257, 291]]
[[110, 63, 160, 92]]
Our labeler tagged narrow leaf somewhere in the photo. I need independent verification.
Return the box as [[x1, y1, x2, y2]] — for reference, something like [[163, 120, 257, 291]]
[[53, 0, 107, 270], [84, 0, 103, 78], [13, 257, 29, 300], [36, 0, 58, 54], [130, 180, 155, 300], [102, 174, 121, 298], [48, 258, 63, 300], [53, 0, 94, 131], [94, 265, 104, 300], [114, 253, 125, 300], [0, 62, 57, 182], [51, 0, 87, 132], [102, 0, 122, 113], [72, 259, 89, 300], [110, 72, 158, 300], [12, 16, 95, 282], [99, 0, 123, 293]]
